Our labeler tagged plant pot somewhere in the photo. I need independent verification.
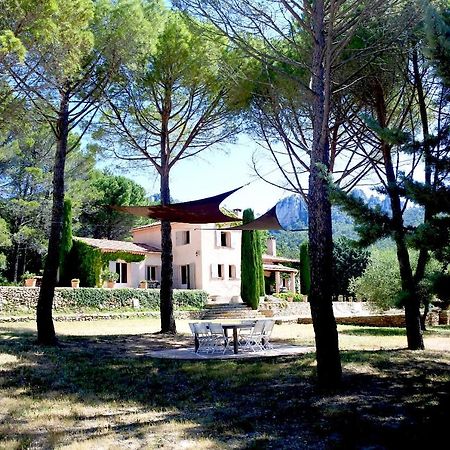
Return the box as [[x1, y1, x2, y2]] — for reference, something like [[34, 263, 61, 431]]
[[106, 281, 116, 289], [71, 280, 80, 288], [24, 278, 36, 287]]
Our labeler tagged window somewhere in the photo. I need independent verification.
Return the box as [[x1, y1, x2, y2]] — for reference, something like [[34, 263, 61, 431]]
[[181, 265, 188, 285], [215, 230, 232, 248], [221, 231, 230, 247], [228, 265, 236, 279], [115, 262, 128, 283], [146, 266, 158, 281], [176, 230, 190, 245], [179, 263, 195, 288], [211, 264, 225, 279]]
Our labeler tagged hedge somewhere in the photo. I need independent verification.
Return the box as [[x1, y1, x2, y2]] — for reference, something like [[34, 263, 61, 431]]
[[57, 288, 208, 310]]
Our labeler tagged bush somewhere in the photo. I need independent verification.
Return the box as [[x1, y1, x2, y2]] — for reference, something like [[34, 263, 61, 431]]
[[274, 292, 303, 302], [331, 237, 369, 300], [57, 288, 208, 311], [350, 248, 442, 310]]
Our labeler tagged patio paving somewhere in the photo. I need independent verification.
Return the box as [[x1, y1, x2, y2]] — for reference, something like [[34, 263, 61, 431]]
[[147, 343, 315, 360]]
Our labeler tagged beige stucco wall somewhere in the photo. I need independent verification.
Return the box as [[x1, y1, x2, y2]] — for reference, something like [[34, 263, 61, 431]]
[[199, 225, 241, 301], [131, 223, 242, 301]]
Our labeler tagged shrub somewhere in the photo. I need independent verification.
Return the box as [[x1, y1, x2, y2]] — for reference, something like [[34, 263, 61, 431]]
[[331, 237, 369, 300], [101, 270, 119, 282], [350, 248, 442, 310], [21, 271, 36, 280], [274, 292, 303, 302], [57, 288, 208, 311]]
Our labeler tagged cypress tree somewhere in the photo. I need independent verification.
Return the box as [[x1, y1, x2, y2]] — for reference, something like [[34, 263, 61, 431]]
[[59, 198, 73, 286], [240, 208, 260, 309], [256, 230, 265, 297], [299, 241, 311, 296]]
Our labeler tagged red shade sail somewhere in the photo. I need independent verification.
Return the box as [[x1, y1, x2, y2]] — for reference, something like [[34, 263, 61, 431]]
[[221, 206, 283, 230], [112, 186, 242, 224]]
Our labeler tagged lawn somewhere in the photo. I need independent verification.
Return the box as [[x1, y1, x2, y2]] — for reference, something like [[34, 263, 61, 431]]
[[0, 319, 449, 449]]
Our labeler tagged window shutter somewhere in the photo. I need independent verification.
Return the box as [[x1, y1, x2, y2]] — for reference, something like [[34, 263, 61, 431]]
[[189, 263, 195, 289], [215, 230, 221, 247], [173, 265, 179, 287], [230, 232, 239, 249], [156, 266, 161, 282], [211, 264, 218, 278], [175, 231, 181, 246]]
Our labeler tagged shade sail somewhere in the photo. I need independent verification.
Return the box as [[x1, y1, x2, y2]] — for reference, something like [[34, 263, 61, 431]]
[[112, 186, 242, 224], [223, 206, 283, 230], [223, 196, 308, 231]]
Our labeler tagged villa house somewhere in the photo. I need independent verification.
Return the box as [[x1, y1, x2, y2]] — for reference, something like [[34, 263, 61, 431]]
[[76, 223, 299, 302], [263, 237, 299, 294]]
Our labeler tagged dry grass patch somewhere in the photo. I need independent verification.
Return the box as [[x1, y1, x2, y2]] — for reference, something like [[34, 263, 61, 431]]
[[0, 320, 449, 449]]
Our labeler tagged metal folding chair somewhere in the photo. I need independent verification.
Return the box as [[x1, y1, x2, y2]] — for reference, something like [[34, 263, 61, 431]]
[[262, 320, 275, 349], [240, 320, 266, 352], [208, 322, 231, 354], [192, 322, 212, 353]]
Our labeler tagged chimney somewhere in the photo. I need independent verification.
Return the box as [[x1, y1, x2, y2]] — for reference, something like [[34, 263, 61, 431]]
[[233, 208, 242, 219], [267, 237, 276, 256]]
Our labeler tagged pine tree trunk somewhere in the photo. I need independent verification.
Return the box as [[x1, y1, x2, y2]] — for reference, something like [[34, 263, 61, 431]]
[[36, 91, 70, 346], [308, 0, 342, 388], [373, 81, 424, 350], [412, 47, 433, 330], [12, 242, 20, 283], [412, 47, 432, 283], [159, 147, 176, 333]]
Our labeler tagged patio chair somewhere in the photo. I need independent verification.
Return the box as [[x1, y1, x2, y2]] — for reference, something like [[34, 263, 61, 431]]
[[208, 322, 230, 354], [262, 320, 275, 349], [240, 320, 266, 352], [192, 322, 212, 353], [237, 320, 255, 348]]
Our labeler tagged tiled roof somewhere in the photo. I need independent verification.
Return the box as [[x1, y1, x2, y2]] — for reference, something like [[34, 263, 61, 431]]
[[263, 263, 298, 273], [262, 254, 300, 264], [74, 237, 161, 254]]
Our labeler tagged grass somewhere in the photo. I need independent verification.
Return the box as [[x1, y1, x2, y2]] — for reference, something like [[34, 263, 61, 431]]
[[0, 319, 449, 449]]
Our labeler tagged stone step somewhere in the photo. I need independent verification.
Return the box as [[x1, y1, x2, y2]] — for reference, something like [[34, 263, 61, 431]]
[[201, 304, 266, 320], [204, 303, 249, 309]]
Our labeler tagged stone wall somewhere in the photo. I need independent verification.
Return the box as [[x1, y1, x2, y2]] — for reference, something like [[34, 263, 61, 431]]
[[259, 299, 379, 318], [0, 286, 40, 312], [260, 299, 439, 327], [0, 287, 442, 327], [0, 286, 206, 314]]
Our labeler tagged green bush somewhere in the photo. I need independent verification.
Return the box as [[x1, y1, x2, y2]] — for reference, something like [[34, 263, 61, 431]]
[[350, 248, 442, 310], [274, 292, 304, 302], [57, 288, 208, 311]]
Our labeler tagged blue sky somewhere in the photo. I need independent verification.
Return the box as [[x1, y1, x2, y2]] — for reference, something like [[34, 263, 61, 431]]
[[131, 135, 292, 216]]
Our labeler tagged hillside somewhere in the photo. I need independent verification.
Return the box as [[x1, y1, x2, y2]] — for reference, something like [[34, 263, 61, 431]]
[[270, 192, 423, 259]]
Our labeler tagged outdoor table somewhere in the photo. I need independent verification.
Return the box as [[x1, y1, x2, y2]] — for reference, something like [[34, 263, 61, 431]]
[[222, 322, 256, 354]]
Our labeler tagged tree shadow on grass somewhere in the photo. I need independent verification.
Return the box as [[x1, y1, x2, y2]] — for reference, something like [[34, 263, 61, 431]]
[[0, 328, 449, 449]]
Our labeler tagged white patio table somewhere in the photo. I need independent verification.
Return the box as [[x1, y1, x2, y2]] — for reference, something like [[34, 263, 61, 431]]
[[222, 321, 256, 354]]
